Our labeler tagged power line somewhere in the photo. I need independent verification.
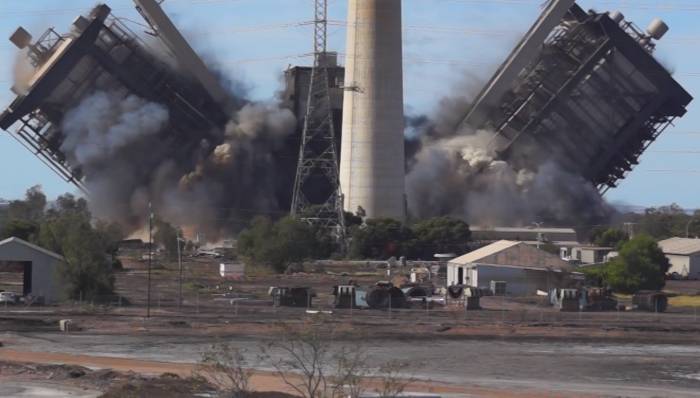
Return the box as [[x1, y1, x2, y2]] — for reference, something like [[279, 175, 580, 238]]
[[3, 0, 700, 20]]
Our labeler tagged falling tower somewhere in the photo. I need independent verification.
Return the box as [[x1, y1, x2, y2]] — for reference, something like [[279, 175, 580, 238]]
[[340, 0, 406, 220]]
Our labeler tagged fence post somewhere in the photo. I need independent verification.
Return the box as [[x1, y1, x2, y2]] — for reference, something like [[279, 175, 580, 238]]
[[350, 294, 353, 319], [388, 293, 392, 319], [501, 294, 505, 324]]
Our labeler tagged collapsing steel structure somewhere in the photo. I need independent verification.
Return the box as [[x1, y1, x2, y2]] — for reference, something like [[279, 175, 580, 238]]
[[461, 1, 693, 192], [0, 1, 230, 193]]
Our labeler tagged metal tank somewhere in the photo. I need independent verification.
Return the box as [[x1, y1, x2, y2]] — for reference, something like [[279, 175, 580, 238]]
[[340, 0, 406, 220]]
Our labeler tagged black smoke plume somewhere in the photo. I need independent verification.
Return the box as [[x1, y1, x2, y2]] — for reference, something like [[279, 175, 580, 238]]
[[57, 81, 295, 240]]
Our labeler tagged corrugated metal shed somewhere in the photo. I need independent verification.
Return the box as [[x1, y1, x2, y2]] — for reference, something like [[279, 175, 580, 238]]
[[0, 237, 64, 302], [451, 240, 572, 271], [658, 237, 700, 256], [0, 237, 63, 261], [451, 240, 521, 264], [470, 226, 579, 243]]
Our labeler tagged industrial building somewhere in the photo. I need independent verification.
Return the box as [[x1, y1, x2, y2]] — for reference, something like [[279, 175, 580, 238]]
[[282, 53, 345, 134], [470, 226, 579, 246], [657, 238, 700, 279], [340, 0, 406, 220], [281, 53, 345, 209], [460, 1, 693, 192], [448, 240, 575, 296], [0, 0, 230, 193], [0, 237, 65, 303]]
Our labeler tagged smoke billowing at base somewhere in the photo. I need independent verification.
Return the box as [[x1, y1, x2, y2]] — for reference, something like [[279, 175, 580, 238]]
[[64, 90, 295, 238], [404, 95, 614, 228], [1, 1, 691, 238], [405, 2, 692, 229]]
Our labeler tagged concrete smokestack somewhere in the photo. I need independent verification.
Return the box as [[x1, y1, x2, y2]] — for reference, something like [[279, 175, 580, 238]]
[[340, 0, 406, 220]]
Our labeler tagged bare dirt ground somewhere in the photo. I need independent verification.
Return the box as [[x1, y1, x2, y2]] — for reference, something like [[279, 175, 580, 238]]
[[1, 257, 700, 397]]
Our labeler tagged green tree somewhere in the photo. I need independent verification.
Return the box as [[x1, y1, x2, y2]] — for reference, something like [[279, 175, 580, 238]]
[[95, 220, 126, 269], [8, 185, 47, 222], [638, 204, 688, 239], [592, 228, 629, 249], [38, 196, 115, 301], [0, 186, 48, 241], [49, 193, 88, 216], [348, 218, 414, 259], [238, 216, 326, 272], [410, 217, 471, 259], [0, 219, 39, 241], [0, 200, 8, 230], [154, 219, 182, 260], [238, 216, 274, 259], [344, 211, 364, 228], [591, 235, 670, 294]]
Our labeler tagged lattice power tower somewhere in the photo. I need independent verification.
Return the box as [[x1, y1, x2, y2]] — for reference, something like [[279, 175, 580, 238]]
[[290, 0, 346, 232]]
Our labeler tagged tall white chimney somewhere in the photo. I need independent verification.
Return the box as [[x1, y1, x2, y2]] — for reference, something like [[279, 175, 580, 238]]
[[340, 0, 406, 220]]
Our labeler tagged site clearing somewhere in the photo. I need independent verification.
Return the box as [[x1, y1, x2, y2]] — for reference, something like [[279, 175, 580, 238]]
[[2, 256, 700, 397], [0, 0, 698, 396]]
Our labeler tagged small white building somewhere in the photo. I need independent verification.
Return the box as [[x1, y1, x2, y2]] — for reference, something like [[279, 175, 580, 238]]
[[0, 237, 65, 302], [560, 245, 614, 264], [448, 240, 575, 296], [657, 237, 700, 279], [220, 262, 245, 279]]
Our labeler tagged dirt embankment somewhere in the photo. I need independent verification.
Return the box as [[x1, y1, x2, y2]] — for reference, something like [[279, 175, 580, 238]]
[[0, 353, 595, 398]]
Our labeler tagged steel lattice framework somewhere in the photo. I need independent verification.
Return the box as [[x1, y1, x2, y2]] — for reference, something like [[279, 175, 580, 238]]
[[290, 0, 345, 235]]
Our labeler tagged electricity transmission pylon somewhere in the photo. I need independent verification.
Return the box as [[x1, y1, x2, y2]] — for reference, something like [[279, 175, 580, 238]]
[[290, 0, 346, 236]]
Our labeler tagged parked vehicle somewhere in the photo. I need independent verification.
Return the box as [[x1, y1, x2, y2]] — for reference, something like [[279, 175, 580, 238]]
[[0, 292, 19, 305]]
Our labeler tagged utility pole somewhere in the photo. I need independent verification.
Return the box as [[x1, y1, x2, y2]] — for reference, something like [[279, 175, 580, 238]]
[[290, 0, 346, 239], [532, 221, 544, 249], [177, 232, 184, 311], [147, 202, 153, 318]]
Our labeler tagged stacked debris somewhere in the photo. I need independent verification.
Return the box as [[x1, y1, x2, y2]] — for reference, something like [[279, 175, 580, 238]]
[[580, 287, 618, 311], [550, 288, 580, 312], [269, 287, 315, 308], [633, 291, 668, 313]]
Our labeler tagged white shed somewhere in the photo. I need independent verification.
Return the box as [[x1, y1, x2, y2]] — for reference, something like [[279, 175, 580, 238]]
[[448, 240, 574, 296], [0, 237, 65, 302], [658, 237, 700, 279]]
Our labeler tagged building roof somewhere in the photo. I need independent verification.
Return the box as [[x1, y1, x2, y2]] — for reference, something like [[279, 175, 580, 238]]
[[0, 237, 64, 261], [522, 240, 581, 247], [471, 226, 577, 234], [450, 240, 522, 264], [450, 240, 572, 271], [658, 237, 700, 256], [470, 226, 579, 245], [569, 245, 614, 251]]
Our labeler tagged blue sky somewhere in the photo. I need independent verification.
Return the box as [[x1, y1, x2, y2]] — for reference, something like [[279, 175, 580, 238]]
[[0, 0, 698, 209]]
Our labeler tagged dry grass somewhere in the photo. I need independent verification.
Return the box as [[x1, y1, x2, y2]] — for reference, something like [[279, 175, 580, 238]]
[[669, 295, 700, 308]]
